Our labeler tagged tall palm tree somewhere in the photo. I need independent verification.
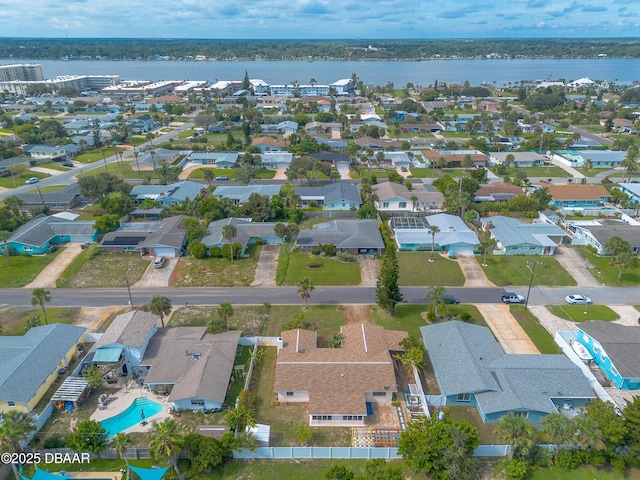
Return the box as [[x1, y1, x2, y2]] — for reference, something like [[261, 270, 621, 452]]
[[148, 419, 185, 480], [217, 302, 234, 329], [541, 412, 573, 460], [31, 287, 51, 325], [479, 232, 497, 267], [424, 285, 447, 317], [0, 230, 12, 267], [0, 410, 36, 480], [297, 276, 314, 310], [222, 223, 238, 264], [428, 225, 440, 262], [273, 223, 288, 250], [149, 295, 172, 328], [111, 432, 132, 479], [287, 224, 300, 252], [494, 412, 535, 460]]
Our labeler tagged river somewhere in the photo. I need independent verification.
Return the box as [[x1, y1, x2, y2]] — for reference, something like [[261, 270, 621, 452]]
[[5, 58, 640, 87]]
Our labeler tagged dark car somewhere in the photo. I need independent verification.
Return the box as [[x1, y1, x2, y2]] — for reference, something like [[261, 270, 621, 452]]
[[441, 294, 460, 304]]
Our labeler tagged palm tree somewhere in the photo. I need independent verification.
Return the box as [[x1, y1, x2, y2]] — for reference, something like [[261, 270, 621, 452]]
[[149, 295, 172, 328], [222, 223, 238, 264], [217, 302, 234, 328], [541, 412, 573, 460], [225, 405, 258, 432], [428, 225, 440, 262], [0, 410, 36, 480], [478, 232, 497, 267], [604, 235, 631, 266], [0, 230, 12, 267], [111, 433, 132, 479], [614, 250, 637, 281], [297, 276, 314, 310], [148, 419, 185, 480], [133, 150, 141, 173], [202, 168, 214, 187], [424, 285, 447, 317], [273, 223, 288, 250], [31, 287, 51, 325], [494, 412, 535, 460], [620, 145, 639, 183], [287, 224, 300, 252]]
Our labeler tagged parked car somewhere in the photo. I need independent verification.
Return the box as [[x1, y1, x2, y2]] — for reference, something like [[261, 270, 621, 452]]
[[216, 175, 229, 180], [565, 294, 592, 305], [441, 294, 460, 304], [501, 292, 525, 304], [400, 166, 408, 172], [61, 161, 74, 167], [153, 256, 166, 269], [25, 177, 38, 184], [47, 245, 58, 253]]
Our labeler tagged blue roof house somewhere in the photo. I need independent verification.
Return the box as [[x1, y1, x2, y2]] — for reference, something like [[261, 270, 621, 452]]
[[481, 215, 568, 256], [129, 181, 205, 207], [201, 218, 282, 255], [187, 152, 239, 168], [295, 183, 362, 211], [421, 321, 595, 423]]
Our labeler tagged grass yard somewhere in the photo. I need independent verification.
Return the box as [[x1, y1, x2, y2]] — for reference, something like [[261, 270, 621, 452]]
[[129, 135, 147, 146], [35, 184, 67, 192], [548, 304, 619, 322], [482, 255, 576, 287], [509, 305, 560, 353], [0, 170, 50, 188], [187, 167, 276, 180], [398, 252, 465, 286], [169, 304, 271, 336], [0, 306, 80, 336], [528, 465, 640, 480], [279, 251, 361, 286], [55, 245, 149, 288], [74, 147, 119, 164], [490, 165, 569, 178], [39, 162, 71, 172], [265, 305, 348, 343], [0, 250, 62, 287], [577, 246, 640, 286], [171, 246, 261, 287], [448, 406, 499, 445], [407, 167, 437, 178], [76, 159, 170, 182], [350, 168, 399, 179]]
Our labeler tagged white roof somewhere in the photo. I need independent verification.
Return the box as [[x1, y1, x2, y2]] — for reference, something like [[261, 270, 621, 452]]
[[52, 212, 79, 221]]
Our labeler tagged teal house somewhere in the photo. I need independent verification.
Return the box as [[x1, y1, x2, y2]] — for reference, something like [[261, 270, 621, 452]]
[[537, 184, 612, 209]]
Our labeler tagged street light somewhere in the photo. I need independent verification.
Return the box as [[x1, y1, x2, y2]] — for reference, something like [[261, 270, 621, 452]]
[[524, 260, 543, 310], [125, 268, 134, 309]]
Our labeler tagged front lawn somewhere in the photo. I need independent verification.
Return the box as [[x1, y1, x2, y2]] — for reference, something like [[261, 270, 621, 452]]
[[489, 165, 569, 178], [74, 147, 120, 164], [398, 252, 465, 286], [482, 256, 576, 287], [0, 250, 62, 287], [0, 307, 80, 336], [548, 304, 619, 322], [577, 246, 640, 286], [171, 246, 261, 287], [169, 304, 272, 337], [187, 167, 276, 180], [0, 170, 50, 189], [509, 305, 560, 353], [280, 251, 361, 286], [264, 305, 347, 342], [406, 168, 436, 178], [528, 465, 638, 480]]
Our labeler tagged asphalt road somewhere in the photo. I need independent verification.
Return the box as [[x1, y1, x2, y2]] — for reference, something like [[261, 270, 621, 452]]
[[0, 285, 636, 308]]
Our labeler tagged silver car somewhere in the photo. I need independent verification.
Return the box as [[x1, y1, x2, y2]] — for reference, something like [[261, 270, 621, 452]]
[[565, 294, 592, 305]]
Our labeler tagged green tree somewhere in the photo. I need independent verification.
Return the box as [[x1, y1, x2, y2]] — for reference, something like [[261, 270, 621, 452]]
[[461, 154, 474, 170], [0, 410, 36, 480], [94, 214, 121, 234], [296, 424, 313, 446], [604, 235, 631, 266], [31, 287, 51, 325], [83, 365, 106, 390], [149, 295, 172, 328], [494, 412, 536, 460], [324, 465, 354, 480], [428, 225, 440, 262], [225, 405, 257, 431], [541, 412, 573, 460], [583, 399, 627, 451], [184, 433, 234, 474], [354, 458, 403, 480], [287, 223, 300, 252], [111, 433, 132, 479], [398, 414, 478, 480], [217, 302, 234, 328], [66, 419, 107, 455], [222, 223, 238, 264], [149, 418, 186, 480], [297, 276, 314, 309], [202, 168, 215, 187], [375, 249, 403, 314], [235, 431, 260, 453], [424, 285, 448, 317], [23, 313, 41, 333], [274, 222, 288, 249], [620, 145, 639, 184], [623, 396, 640, 467], [614, 250, 637, 281], [478, 232, 497, 266], [0, 230, 12, 267]]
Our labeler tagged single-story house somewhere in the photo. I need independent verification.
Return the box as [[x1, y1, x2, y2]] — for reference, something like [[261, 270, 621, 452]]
[[0, 156, 34, 177], [372, 182, 444, 212], [422, 149, 489, 168], [552, 150, 626, 169], [129, 180, 205, 207], [567, 219, 640, 255], [576, 322, 640, 389], [251, 136, 288, 153], [132, 148, 181, 171], [2, 213, 96, 255], [391, 213, 479, 255], [141, 328, 242, 411], [296, 219, 385, 255], [354, 136, 403, 151], [258, 152, 293, 169], [24, 145, 67, 162], [260, 121, 298, 135], [534, 183, 612, 208], [274, 324, 407, 426], [421, 321, 595, 423], [481, 215, 569, 256], [89, 310, 159, 376], [201, 217, 282, 255], [618, 183, 640, 205], [186, 152, 239, 168], [309, 153, 350, 165], [314, 137, 348, 151], [489, 152, 546, 167], [0, 324, 86, 413], [99, 215, 188, 257], [295, 182, 361, 210], [16, 183, 85, 211], [474, 183, 525, 203], [212, 185, 281, 205]]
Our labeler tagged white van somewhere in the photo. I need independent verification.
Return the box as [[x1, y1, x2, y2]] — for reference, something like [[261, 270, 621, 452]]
[[153, 256, 166, 269]]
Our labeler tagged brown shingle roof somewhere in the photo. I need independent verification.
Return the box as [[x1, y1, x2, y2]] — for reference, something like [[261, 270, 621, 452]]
[[94, 310, 159, 349], [475, 183, 525, 197], [536, 183, 611, 201]]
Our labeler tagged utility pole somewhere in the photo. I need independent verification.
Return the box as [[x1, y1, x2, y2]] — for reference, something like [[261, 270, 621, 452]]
[[524, 260, 543, 310], [125, 268, 134, 309]]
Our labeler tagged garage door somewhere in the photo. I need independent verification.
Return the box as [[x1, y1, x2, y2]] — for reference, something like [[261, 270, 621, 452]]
[[154, 247, 176, 257]]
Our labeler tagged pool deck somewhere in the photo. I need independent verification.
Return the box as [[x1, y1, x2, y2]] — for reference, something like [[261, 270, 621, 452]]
[[89, 385, 173, 435], [67, 473, 123, 480]]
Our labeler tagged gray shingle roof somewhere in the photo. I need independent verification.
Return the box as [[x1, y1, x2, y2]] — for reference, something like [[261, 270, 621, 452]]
[[6, 213, 95, 248], [578, 322, 640, 378], [94, 310, 159, 350], [16, 184, 82, 206], [201, 217, 279, 249], [297, 220, 384, 249], [213, 185, 281, 204], [130, 181, 204, 203], [0, 324, 86, 405], [295, 182, 361, 205], [481, 216, 567, 248]]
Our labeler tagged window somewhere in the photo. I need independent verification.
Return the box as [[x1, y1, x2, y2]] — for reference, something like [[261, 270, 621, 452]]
[[399, 202, 407, 208], [190, 399, 204, 406], [8, 401, 16, 408], [456, 393, 471, 402], [372, 392, 386, 397], [286, 392, 294, 396], [342, 415, 363, 421], [382, 202, 389, 208], [312, 415, 332, 421]]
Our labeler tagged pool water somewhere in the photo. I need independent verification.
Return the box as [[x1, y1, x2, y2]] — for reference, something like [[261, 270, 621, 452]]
[[100, 397, 163, 437]]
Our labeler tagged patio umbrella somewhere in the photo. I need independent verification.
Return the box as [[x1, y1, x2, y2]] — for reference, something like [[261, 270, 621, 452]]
[[140, 408, 145, 421]]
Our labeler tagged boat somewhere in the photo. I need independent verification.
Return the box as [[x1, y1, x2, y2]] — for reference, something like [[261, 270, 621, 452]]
[[571, 341, 593, 363]]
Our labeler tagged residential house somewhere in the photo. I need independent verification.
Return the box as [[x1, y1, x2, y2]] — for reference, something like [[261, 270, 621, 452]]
[[489, 152, 546, 167], [553, 150, 626, 169], [422, 149, 489, 168], [474, 183, 525, 203], [129, 181, 205, 207], [99, 215, 188, 257], [142, 328, 242, 411], [575, 322, 640, 390], [296, 220, 385, 255], [567, 219, 640, 255], [372, 182, 444, 212], [0, 156, 33, 177], [399, 123, 441, 134], [212, 185, 281, 205], [16, 183, 85, 211], [258, 152, 293, 169], [24, 145, 67, 162], [481, 215, 568, 256], [391, 213, 479, 255], [251, 136, 288, 153], [186, 152, 239, 168], [355, 137, 403, 151], [274, 324, 407, 427], [127, 114, 155, 133], [535, 183, 612, 208], [0, 324, 86, 413], [295, 182, 361, 210], [304, 122, 341, 135], [89, 310, 159, 375], [421, 321, 595, 423], [314, 137, 348, 152], [2, 213, 96, 255], [309, 152, 350, 165], [133, 148, 181, 171], [260, 121, 298, 135], [617, 183, 640, 205], [201, 218, 282, 255]]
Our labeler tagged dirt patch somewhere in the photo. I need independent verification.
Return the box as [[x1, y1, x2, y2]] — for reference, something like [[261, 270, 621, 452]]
[[169, 305, 265, 336], [74, 306, 125, 332], [343, 304, 372, 324]]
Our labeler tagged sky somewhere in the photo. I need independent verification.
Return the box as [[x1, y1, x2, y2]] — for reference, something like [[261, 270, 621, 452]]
[[0, 0, 639, 38]]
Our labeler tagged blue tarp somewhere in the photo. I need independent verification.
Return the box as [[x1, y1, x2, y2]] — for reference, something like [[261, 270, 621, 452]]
[[93, 346, 123, 363], [130, 466, 168, 480]]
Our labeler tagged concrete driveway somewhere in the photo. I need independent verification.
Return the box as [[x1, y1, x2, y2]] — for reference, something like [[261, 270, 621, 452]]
[[476, 304, 540, 354], [554, 245, 600, 288], [133, 257, 177, 287], [25, 243, 84, 289], [251, 245, 280, 287], [358, 255, 379, 287], [456, 253, 495, 287]]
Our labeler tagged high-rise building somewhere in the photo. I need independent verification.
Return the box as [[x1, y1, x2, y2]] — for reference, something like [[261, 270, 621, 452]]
[[0, 64, 44, 82]]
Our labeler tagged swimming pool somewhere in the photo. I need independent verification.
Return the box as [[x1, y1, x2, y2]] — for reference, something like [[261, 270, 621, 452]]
[[100, 397, 162, 437]]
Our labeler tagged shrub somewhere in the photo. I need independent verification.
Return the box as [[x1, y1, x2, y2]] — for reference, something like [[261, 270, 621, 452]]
[[459, 312, 472, 322], [337, 252, 356, 262], [308, 200, 317, 208], [43, 434, 67, 449], [208, 317, 227, 334], [190, 242, 207, 259], [307, 255, 323, 268], [311, 247, 321, 255], [209, 245, 222, 258], [238, 390, 257, 410], [319, 243, 336, 257], [221, 242, 242, 260]]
